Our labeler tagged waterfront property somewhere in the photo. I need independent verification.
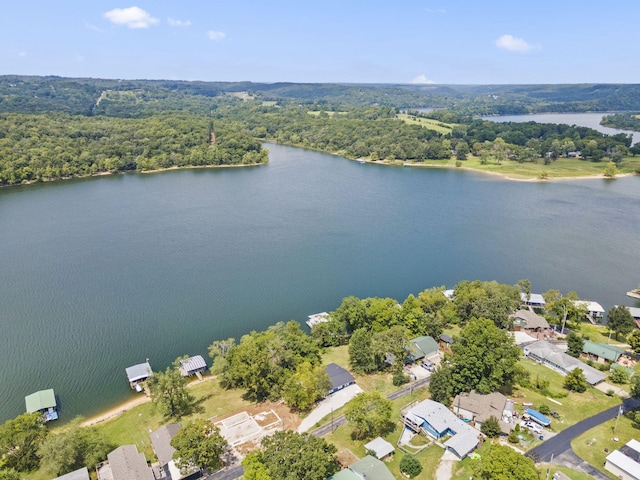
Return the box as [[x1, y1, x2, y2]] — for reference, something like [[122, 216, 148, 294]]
[[150, 424, 195, 480], [25, 389, 58, 422], [306, 312, 331, 329], [575, 300, 605, 323], [178, 355, 207, 378], [604, 438, 640, 480], [520, 292, 546, 309], [402, 399, 479, 459], [126, 362, 153, 391], [523, 340, 606, 385], [510, 309, 552, 339], [326, 363, 356, 395], [624, 306, 640, 327], [98, 445, 154, 480]]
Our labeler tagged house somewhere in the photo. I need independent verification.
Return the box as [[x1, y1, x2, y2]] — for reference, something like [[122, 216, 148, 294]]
[[403, 399, 479, 459], [363, 437, 394, 460], [306, 312, 331, 328], [54, 467, 90, 480], [406, 336, 439, 363], [328, 455, 395, 480], [438, 334, 453, 353], [575, 300, 605, 323], [510, 309, 551, 339], [451, 391, 512, 434], [581, 340, 624, 365], [25, 389, 58, 422], [326, 363, 356, 394], [523, 340, 606, 386], [520, 292, 546, 309], [624, 306, 640, 328], [97, 445, 154, 480], [126, 362, 153, 391], [178, 355, 207, 378], [150, 424, 184, 480], [604, 438, 640, 480]]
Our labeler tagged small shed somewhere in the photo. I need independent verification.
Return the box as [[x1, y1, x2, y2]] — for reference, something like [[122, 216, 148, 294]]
[[364, 437, 394, 460], [178, 355, 207, 377], [326, 363, 355, 394], [126, 362, 153, 390], [439, 333, 453, 353], [25, 389, 58, 422]]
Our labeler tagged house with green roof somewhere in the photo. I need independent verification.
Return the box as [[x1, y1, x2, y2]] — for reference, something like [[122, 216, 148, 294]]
[[25, 389, 58, 422], [406, 336, 439, 363], [328, 455, 395, 480], [581, 340, 625, 365]]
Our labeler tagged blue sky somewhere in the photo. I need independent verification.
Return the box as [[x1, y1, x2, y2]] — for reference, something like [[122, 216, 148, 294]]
[[1, 1, 639, 84]]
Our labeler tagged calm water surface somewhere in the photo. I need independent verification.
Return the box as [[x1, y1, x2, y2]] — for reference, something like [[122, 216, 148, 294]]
[[1, 143, 639, 422]]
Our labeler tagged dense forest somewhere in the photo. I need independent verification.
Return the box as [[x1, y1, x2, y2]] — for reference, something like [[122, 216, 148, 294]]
[[601, 112, 640, 132], [1, 75, 639, 186]]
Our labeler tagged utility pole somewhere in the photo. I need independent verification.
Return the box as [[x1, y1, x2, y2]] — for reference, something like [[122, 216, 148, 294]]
[[546, 453, 554, 480], [331, 407, 334, 432]]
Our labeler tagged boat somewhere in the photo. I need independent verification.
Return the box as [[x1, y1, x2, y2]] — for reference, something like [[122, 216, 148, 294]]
[[358, 159, 365, 164]]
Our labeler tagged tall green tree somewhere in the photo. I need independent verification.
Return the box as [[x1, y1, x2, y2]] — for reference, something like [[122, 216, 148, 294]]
[[543, 290, 586, 333], [628, 330, 640, 354], [344, 392, 394, 440], [566, 332, 584, 358], [374, 325, 409, 377], [607, 305, 635, 341], [452, 280, 520, 328], [0, 412, 47, 471], [332, 296, 367, 333], [147, 359, 195, 419], [37, 419, 114, 477], [348, 328, 381, 374], [480, 416, 502, 438], [170, 419, 228, 472], [282, 361, 331, 411], [208, 338, 236, 375], [476, 444, 538, 480], [564, 368, 587, 393], [428, 363, 455, 406], [241, 431, 338, 480], [448, 318, 521, 394], [630, 374, 640, 398]]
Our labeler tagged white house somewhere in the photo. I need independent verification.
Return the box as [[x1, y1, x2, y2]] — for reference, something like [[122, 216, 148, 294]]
[[605, 439, 640, 480]]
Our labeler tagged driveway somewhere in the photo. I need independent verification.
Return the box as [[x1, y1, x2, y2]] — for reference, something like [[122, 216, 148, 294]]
[[297, 384, 363, 433]]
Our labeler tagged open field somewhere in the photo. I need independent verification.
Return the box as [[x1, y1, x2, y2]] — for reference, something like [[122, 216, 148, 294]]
[[571, 409, 640, 479], [396, 113, 455, 134], [395, 154, 640, 180]]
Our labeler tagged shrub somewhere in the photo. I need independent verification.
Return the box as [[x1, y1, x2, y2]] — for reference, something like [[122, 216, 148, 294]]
[[480, 416, 501, 438], [399, 455, 422, 478], [508, 430, 520, 444], [538, 404, 551, 415], [392, 372, 410, 386]]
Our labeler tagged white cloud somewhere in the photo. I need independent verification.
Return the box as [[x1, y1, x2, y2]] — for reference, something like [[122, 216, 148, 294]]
[[411, 74, 435, 84], [207, 30, 226, 41], [168, 17, 191, 27], [103, 6, 159, 29], [495, 34, 537, 53]]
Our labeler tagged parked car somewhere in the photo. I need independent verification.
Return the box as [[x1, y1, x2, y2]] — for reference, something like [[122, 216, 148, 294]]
[[524, 421, 542, 434], [420, 361, 435, 371]]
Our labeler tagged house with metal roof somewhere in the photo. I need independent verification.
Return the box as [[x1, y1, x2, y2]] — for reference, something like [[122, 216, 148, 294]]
[[523, 340, 606, 385], [328, 455, 395, 480], [605, 438, 640, 480], [126, 362, 153, 391], [53, 467, 89, 480], [326, 363, 356, 394], [25, 389, 58, 422], [97, 445, 154, 480], [403, 399, 479, 459], [520, 292, 546, 309], [406, 336, 439, 363], [363, 437, 394, 460], [581, 340, 625, 365], [575, 300, 605, 323], [178, 355, 207, 378]]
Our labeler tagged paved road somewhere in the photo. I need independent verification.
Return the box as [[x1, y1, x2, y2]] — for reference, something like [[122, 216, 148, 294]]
[[209, 375, 432, 480], [527, 397, 640, 478]]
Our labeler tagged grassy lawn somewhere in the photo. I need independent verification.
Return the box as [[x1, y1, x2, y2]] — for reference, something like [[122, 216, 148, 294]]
[[578, 323, 617, 345], [571, 409, 640, 479], [323, 386, 444, 480], [396, 113, 455, 134], [514, 359, 621, 433]]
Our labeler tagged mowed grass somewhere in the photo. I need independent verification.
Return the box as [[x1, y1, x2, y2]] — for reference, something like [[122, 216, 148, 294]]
[[513, 359, 621, 433], [94, 377, 253, 461], [396, 113, 455, 134], [324, 387, 444, 480], [571, 409, 640, 479]]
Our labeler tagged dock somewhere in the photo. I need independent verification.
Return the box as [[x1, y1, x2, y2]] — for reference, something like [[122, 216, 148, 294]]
[[125, 361, 153, 391], [627, 289, 640, 300], [25, 389, 58, 422]]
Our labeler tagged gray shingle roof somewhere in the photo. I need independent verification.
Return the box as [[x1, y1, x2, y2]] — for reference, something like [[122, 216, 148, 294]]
[[54, 467, 90, 480], [108, 445, 154, 480], [326, 363, 355, 391], [150, 424, 182, 465], [524, 340, 606, 385]]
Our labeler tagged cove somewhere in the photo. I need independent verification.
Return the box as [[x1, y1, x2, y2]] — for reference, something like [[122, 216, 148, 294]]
[[0, 143, 639, 422]]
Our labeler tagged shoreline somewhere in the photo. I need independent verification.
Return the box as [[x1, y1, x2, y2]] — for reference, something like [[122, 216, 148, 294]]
[[80, 374, 217, 428]]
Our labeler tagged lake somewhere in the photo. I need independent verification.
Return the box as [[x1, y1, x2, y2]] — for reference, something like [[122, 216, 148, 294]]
[[483, 112, 639, 145], [1, 143, 639, 422]]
